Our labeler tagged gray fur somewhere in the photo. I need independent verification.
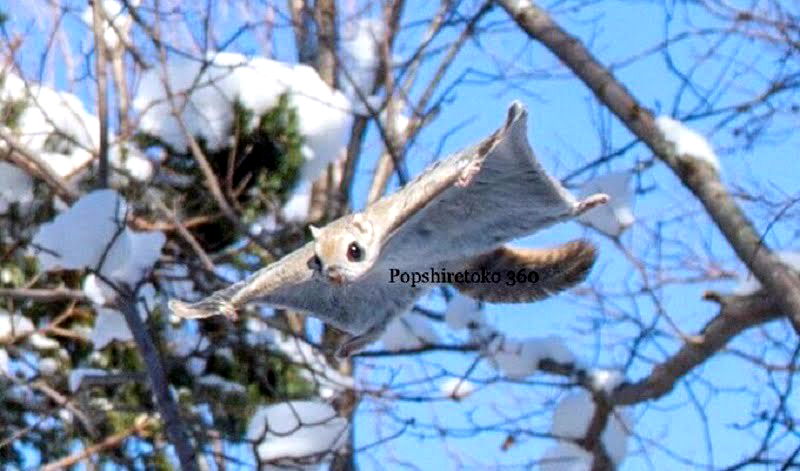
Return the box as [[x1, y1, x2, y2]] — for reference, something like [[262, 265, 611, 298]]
[[169, 102, 608, 356]]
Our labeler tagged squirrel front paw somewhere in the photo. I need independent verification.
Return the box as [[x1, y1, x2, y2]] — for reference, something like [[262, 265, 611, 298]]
[[168, 295, 238, 321]]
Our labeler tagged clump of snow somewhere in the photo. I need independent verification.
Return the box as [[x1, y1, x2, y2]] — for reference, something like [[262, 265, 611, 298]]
[[0, 162, 34, 213], [0, 349, 8, 375], [33, 189, 165, 295], [81, 0, 132, 50], [29, 333, 59, 350], [167, 321, 210, 357], [90, 307, 134, 349], [39, 357, 59, 376], [32, 189, 129, 272], [0, 309, 35, 339], [577, 172, 635, 237], [440, 377, 475, 400], [540, 442, 593, 471], [588, 369, 624, 394], [88, 283, 154, 349], [551, 392, 595, 440], [488, 339, 538, 379], [135, 283, 157, 315], [541, 337, 578, 365], [290, 68, 351, 182], [69, 368, 107, 392], [381, 312, 440, 351], [0, 71, 25, 101], [444, 293, 483, 330], [551, 390, 632, 466], [110, 231, 166, 285], [82, 273, 117, 305], [1, 73, 99, 179], [282, 182, 312, 221], [736, 251, 800, 295], [339, 18, 384, 103], [655, 115, 721, 172], [488, 335, 576, 379], [246, 401, 349, 464], [108, 142, 154, 182], [603, 408, 633, 465], [134, 52, 352, 183], [379, 99, 411, 138]]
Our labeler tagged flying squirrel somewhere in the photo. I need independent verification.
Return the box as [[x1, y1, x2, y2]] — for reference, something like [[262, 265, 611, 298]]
[[169, 102, 608, 357]]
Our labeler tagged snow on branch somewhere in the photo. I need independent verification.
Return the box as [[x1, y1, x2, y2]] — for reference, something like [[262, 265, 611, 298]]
[[736, 251, 800, 295], [31, 190, 164, 350], [488, 335, 576, 379], [81, 0, 133, 50], [0, 161, 34, 214], [655, 115, 721, 172], [548, 383, 632, 468], [246, 400, 349, 467], [134, 52, 353, 184], [0, 73, 98, 179], [0, 72, 152, 184], [339, 18, 385, 105], [381, 311, 441, 351]]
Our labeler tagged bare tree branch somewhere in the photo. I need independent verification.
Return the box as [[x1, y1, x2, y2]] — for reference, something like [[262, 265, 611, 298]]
[[117, 293, 198, 471], [497, 0, 800, 333], [91, 0, 110, 188], [0, 128, 78, 203], [40, 418, 153, 471]]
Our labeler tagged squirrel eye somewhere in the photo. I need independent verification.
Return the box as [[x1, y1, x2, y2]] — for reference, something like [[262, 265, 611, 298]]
[[347, 242, 363, 262]]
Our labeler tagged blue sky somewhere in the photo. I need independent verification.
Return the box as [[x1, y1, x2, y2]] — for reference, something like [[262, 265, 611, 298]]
[[347, 1, 799, 470], [5, 0, 799, 469]]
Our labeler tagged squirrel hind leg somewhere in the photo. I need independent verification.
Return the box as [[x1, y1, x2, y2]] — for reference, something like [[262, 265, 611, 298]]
[[334, 320, 390, 358]]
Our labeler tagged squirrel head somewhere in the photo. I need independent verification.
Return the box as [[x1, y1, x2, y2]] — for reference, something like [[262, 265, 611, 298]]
[[309, 213, 378, 284]]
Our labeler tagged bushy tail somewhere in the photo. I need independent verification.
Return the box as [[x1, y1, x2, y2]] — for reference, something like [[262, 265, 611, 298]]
[[453, 239, 597, 303]]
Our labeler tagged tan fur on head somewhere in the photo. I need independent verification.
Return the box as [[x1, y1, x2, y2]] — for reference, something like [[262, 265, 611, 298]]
[[312, 214, 379, 284]]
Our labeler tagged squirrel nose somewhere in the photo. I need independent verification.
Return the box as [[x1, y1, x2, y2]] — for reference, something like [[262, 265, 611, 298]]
[[325, 267, 345, 285]]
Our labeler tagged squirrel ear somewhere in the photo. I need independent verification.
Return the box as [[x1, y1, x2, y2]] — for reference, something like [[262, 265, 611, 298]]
[[309, 225, 321, 239]]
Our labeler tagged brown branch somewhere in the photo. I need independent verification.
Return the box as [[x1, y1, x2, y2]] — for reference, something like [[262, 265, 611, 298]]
[[30, 379, 98, 439], [367, 1, 492, 202], [313, 0, 337, 86], [0, 129, 78, 203], [91, 0, 110, 188], [612, 290, 782, 405], [338, 0, 407, 205], [498, 0, 800, 333], [153, 199, 216, 273], [578, 394, 614, 471], [0, 287, 88, 302], [289, 0, 315, 65], [162, 65, 276, 256], [40, 419, 152, 471]]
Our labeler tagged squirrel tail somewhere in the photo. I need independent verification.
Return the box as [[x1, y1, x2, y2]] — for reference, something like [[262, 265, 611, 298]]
[[453, 239, 597, 303]]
